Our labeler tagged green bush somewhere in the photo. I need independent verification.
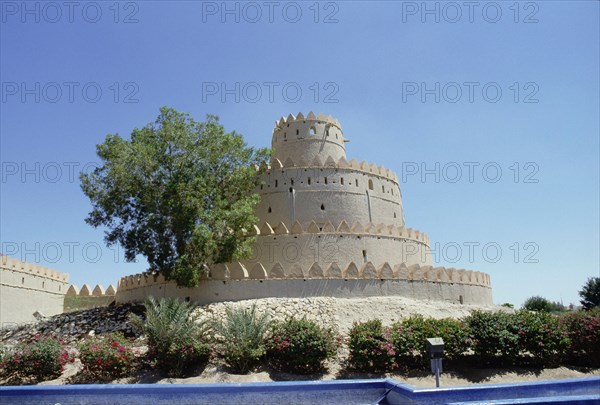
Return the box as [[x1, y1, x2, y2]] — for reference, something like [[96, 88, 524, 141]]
[[78, 333, 140, 381], [129, 297, 211, 377], [390, 316, 471, 368], [466, 311, 520, 365], [560, 310, 600, 367], [347, 320, 395, 373], [523, 296, 565, 313], [213, 304, 270, 374], [513, 311, 569, 367], [0, 336, 74, 383], [0, 345, 10, 378], [265, 318, 338, 374]]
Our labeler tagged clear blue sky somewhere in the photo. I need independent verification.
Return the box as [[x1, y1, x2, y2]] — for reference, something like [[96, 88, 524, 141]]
[[1, 1, 598, 307]]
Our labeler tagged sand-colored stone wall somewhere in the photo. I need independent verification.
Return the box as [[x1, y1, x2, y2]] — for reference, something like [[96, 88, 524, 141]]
[[0, 256, 69, 326], [115, 269, 492, 306]]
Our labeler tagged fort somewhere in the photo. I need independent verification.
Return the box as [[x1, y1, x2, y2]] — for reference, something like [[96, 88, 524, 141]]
[[114, 112, 493, 306], [0, 113, 493, 326]]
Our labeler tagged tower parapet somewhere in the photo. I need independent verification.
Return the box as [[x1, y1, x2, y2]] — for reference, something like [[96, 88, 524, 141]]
[[272, 112, 347, 163]]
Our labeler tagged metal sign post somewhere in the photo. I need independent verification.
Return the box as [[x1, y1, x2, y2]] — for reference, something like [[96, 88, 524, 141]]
[[425, 337, 445, 388]]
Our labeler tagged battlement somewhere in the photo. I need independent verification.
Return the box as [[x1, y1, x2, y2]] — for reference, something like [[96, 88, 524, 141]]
[[250, 220, 429, 245], [273, 112, 342, 132], [116, 262, 491, 292], [0, 255, 69, 282], [66, 283, 117, 297], [262, 155, 399, 184]]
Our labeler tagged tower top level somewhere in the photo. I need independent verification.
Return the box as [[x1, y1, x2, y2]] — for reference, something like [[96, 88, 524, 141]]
[[271, 112, 347, 163], [273, 111, 342, 132]]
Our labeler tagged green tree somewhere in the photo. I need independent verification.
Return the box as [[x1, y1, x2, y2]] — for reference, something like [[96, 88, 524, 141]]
[[522, 296, 565, 312], [81, 107, 269, 287], [579, 277, 600, 310]]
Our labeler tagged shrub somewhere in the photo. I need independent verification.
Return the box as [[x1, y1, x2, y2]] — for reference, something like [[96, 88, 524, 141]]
[[265, 318, 338, 374], [129, 297, 211, 377], [0, 345, 10, 378], [560, 310, 600, 367], [0, 336, 74, 383], [213, 304, 270, 374], [466, 311, 520, 365], [347, 320, 395, 373], [390, 316, 471, 368], [78, 333, 140, 381], [513, 310, 569, 367], [522, 296, 565, 313], [579, 277, 600, 310]]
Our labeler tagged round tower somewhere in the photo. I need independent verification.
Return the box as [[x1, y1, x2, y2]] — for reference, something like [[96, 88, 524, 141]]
[[272, 112, 346, 164], [114, 112, 493, 308]]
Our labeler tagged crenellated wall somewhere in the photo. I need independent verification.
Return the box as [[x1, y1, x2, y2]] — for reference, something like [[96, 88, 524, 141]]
[[115, 262, 492, 306], [64, 283, 117, 311], [0, 256, 69, 326], [271, 112, 347, 163], [242, 220, 431, 272]]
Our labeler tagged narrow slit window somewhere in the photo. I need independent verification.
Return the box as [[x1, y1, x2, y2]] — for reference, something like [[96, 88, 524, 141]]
[[355, 179, 359, 187], [275, 180, 278, 187], [382, 185, 385, 192], [341, 177, 344, 185], [362, 250, 368, 263], [368, 179, 374, 190], [321, 203, 325, 211], [324, 177, 328, 184], [308, 177, 311, 185], [268, 206, 272, 213]]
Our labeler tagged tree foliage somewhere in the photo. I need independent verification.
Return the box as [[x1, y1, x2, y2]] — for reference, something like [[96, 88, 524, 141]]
[[81, 107, 269, 286], [579, 277, 600, 310], [522, 296, 565, 313]]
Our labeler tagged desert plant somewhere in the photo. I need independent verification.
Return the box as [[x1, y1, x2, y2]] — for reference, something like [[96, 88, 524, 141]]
[[0, 336, 74, 383], [347, 320, 395, 373], [129, 296, 211, 377], [265, 318, 338, 374], [390, 316, 471, 368], [560, 310, 600, 367], [212, 304, 270, 374], [0, 345, 10, 379], [523, 296, 565, 313], [78, 333, 140, 381], [513, 310, 570, 367], [466, 311, 520, 365], [579, 277, 600, 310]]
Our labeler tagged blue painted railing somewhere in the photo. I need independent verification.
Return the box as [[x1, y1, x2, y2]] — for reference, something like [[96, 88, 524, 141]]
[[1, 376, 598, 404]]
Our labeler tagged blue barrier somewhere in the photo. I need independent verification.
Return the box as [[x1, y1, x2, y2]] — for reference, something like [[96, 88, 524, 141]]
[[1, 376, 598, 404]]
